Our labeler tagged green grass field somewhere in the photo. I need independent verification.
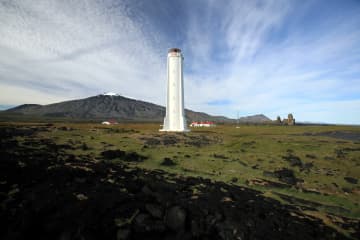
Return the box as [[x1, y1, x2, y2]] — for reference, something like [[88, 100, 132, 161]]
[[12, 122, 360, 235]]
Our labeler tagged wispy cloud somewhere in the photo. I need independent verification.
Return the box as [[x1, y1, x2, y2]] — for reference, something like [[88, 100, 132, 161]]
[[207, 99, 232, 106], [181, 0, 360, 124], [0, 0, 165, 104]]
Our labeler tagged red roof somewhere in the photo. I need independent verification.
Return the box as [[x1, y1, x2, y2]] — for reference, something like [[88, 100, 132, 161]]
[[108, 119, 118, 124], [168, 48, 181, 53]]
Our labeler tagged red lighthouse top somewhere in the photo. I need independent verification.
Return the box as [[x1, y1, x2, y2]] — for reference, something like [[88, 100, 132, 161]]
[[168, 48, 181, 53]]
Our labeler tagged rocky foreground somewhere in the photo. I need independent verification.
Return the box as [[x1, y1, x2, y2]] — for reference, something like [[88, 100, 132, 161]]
[[0, 125, 357, 239]]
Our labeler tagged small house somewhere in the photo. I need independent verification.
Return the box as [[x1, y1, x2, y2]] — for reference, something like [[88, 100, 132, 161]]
[[190, 121, 216, 127], [101, 119, 118, 125]]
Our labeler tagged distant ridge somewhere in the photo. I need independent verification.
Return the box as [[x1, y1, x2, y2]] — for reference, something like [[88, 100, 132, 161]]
[[3, 94, 233, 123], [238, 114, 271, 123]]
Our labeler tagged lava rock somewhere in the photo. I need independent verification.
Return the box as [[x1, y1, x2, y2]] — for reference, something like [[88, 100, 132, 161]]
[[344, 177, 358, 184], [165, 206, 186, 231], [213, 154, 228, 159], [263, 171, 277, 178], [125, 152, 147, 162], [81, 143, 90, 150], [251, 164, 259, 169], [116, 228, 131, 240], [141, 185, 154, 196], [282, 154, 303, 167], [162, 136, 178, 145], [273, 168, 300, 185], [75, 193, 88, 200], [161, 157, 176, 166], [300, 162, 314, 172], [101, 150, 126, 159], [335, 149, 346, 158], [58, 126, 73, 131], [145, 204, 163, 218], [133, 213, 153, 233], [101, 150, 147, 162], [305, 154, 317, 159], [324, 156, 335, 161], [142, 138, 161, 146]]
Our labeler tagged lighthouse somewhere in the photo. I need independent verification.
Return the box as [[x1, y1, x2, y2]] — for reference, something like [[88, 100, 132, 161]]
[[160, 48, 189, 132]]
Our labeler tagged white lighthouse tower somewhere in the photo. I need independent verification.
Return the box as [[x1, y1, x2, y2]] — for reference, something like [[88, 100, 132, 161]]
[[160, 48, 189, 132]]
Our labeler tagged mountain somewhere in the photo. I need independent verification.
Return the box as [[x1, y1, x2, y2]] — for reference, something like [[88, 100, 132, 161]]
[[3, 94, 233, 123], [238, 114, 271, 123]]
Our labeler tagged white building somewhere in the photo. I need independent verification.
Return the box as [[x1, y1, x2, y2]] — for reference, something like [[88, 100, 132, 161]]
[[160, 48, 189, 132], [101, 119, 118, 125], [190, 121, 216, 127]]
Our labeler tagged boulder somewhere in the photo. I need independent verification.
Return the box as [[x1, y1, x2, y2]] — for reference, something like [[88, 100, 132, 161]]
[[165, 206, 186, 231], [145, 204, 163, 219]]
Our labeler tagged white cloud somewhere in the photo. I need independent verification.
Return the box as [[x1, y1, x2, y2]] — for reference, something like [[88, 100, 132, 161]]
[[0, 82, 68, 105]]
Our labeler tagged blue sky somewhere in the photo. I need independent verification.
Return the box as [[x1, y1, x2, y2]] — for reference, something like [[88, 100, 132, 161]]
[[0, 0, 359, 124]]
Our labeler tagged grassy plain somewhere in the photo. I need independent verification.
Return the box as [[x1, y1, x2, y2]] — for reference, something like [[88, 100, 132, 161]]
[[10, 122, 360, 234]]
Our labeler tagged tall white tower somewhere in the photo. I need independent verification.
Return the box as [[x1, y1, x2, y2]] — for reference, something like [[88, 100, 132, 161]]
[[160, 48, 189, 132]]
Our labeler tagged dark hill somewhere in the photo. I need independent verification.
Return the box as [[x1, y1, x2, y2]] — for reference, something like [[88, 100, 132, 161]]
[[4, 95, 233, 123], [238, 114, 271, 123]]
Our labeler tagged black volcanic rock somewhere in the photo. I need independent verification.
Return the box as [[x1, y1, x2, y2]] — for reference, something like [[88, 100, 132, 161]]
[[273, 168, 302, 185], [4, 94, 232, 122], [282, 154, 303, 167], [344, 177, 358, 184], [101, 149, 147, 162], [161, 157, 177, 166], [164, 206, 187, 231]]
